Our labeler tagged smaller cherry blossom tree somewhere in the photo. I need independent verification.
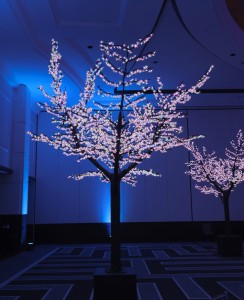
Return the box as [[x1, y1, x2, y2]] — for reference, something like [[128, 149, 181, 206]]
[[185, 130, 244, 235]]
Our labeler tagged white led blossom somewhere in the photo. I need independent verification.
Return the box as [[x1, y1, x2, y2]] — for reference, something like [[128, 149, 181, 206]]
[[185, 129, 244, 235], [28, 35, 212, 271]]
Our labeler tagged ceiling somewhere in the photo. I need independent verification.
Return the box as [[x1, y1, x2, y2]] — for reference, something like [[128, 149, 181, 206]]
[[0, 0, 244, 108]]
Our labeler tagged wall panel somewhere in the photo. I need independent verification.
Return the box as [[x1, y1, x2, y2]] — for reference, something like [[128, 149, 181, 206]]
[[0, 90, 12, 167]]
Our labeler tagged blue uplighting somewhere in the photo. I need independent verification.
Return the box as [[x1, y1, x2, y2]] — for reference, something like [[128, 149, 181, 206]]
[[22, 85, 31, 215], [101, 185, 110, 223], [99, 184, 111, 236]]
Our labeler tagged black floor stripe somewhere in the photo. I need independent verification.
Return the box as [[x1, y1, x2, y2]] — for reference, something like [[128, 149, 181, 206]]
[[163, 248, 181, 257], [139, 278, 188, 300], [22, 271, 93, 276], [65, 280, 93, 300], [139, 249, 155, 258], [70, 248, 84, 255], [193, 277, 243, 300], [182, 245, 200, 253], [0, 289, 48, 299]]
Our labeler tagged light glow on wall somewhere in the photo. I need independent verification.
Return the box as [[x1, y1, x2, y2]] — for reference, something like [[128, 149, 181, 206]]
[[22, 135, 30, 214], [18, 84, 31, 215], [99, 184, 111, 236], [100, 184, 110, 223]]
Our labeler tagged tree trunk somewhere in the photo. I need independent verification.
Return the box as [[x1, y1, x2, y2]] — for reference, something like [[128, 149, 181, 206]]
[[110, 177, 121, 272], [223, 193, 231, 236]]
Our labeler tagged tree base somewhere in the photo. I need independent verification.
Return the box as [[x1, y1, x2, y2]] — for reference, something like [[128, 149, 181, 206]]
[[217, 235, 242, 256], [93, 267, 137, 300]]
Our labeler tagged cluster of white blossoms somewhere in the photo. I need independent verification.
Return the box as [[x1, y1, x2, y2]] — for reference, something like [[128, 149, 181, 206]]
[[185, 129, 244, 198], [29, 35, 213, 186]]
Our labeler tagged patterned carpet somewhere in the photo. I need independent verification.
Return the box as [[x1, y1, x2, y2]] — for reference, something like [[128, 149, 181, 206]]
[[0, 242, 243, 299]]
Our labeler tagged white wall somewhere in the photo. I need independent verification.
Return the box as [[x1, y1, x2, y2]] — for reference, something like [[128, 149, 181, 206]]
[[0, 80, 34, 215], [0, 74, 13, 168], [33, 108, 244, 224]]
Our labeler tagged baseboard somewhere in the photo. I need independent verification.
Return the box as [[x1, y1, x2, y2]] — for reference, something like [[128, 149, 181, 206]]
[[27, 221, 244, 244]]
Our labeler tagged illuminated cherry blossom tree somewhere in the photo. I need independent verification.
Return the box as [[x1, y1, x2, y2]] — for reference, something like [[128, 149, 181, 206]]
[[185, 129, 244, 235], [29, 35, 212, 271]]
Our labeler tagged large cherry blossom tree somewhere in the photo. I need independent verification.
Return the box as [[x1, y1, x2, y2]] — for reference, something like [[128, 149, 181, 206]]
[[185, 129, 244, 235], [29, 35, 212, 271]]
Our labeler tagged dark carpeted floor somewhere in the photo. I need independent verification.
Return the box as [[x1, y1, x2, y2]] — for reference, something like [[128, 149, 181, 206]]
[[0, 242, 243, 299]]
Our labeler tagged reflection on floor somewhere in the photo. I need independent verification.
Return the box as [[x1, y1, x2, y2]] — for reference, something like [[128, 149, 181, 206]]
[[0, 242, 243, 299]]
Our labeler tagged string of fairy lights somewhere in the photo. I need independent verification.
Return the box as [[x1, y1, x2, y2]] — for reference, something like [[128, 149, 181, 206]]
[[185, 129, 244, 198], [28, 35, 214, 186]]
